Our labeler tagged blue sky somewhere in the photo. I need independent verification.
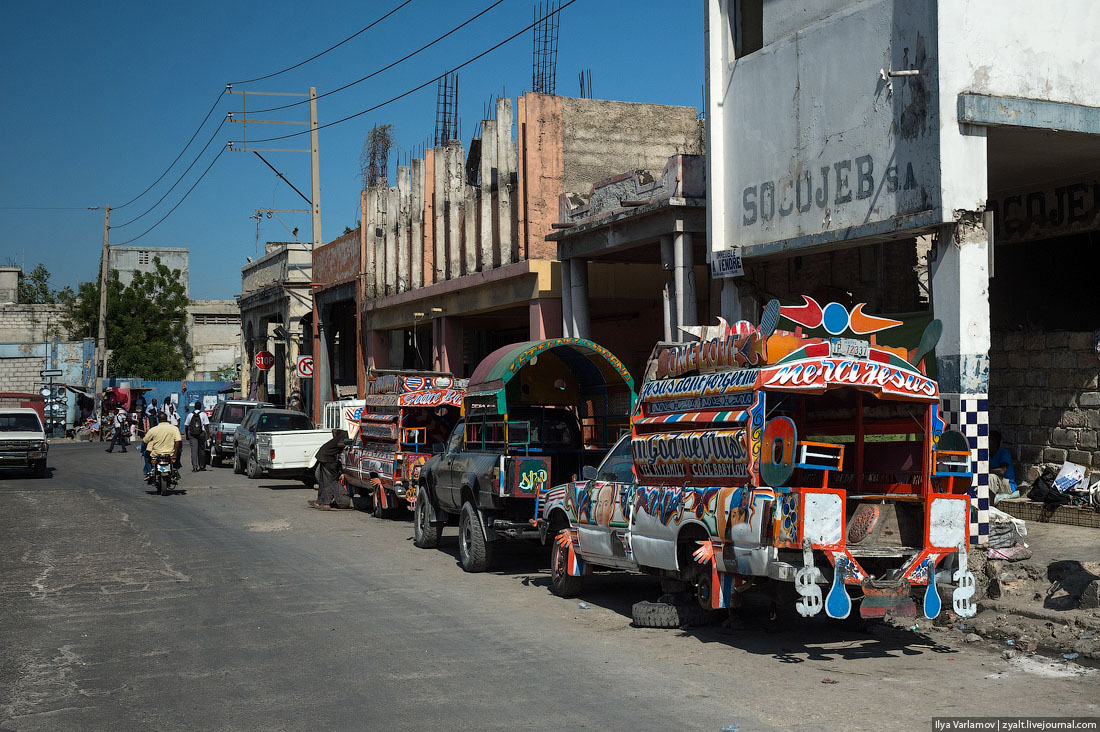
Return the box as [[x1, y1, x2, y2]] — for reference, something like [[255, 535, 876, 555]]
[[0, 1, 704, 300]]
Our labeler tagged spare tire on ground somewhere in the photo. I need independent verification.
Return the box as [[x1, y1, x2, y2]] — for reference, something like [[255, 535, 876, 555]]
[[631, 599, 723, 629]]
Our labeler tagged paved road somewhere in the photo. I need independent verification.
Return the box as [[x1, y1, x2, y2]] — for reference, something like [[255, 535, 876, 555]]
[[1, 443, 1095, 732]]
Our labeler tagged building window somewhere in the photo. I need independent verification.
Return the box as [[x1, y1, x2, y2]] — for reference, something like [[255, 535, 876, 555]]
[[137, 251, 151, 265], [193, 314, 241, 326], [731, 0, 763, 58]]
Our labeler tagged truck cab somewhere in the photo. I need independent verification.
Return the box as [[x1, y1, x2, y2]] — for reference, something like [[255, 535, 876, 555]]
[[550, 298, 978, 622], [413, 338, 635, 573]]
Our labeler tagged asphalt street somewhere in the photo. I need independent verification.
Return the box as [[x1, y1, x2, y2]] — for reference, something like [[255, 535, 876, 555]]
[[1, 443, 1096, 731]]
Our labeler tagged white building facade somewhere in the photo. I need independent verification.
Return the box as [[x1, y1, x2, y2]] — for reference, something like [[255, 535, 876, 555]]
[[706, 0, 1100, 542]]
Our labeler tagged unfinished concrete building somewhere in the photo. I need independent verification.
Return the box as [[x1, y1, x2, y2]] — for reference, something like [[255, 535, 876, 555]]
[[309, 92, 703, 412]]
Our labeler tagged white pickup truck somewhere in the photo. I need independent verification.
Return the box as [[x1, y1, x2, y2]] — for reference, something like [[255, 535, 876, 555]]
[[232, 407, 331, 483]]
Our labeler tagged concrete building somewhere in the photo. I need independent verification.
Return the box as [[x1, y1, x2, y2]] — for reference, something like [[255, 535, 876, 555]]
[[549, 154, 709, 373], [186, 300, 242, 382], [705, 0, 1100, 538], [0, 266, 20, 303], [108, 246, 190, 293], [237, 242, 312, 409], [309, 92, 704, 417]]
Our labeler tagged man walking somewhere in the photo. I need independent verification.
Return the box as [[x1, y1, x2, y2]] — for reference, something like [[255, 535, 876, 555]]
[[105, 408, 129, 453], [182, 402, 209, 472], [308, 428, 351, 510]]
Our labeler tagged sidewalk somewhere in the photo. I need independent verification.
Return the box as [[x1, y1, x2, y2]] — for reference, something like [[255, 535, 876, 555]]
[[936, 520, 1100, 662]]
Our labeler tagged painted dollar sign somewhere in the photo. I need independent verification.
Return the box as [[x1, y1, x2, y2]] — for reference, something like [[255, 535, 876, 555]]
[[794, 544, 823, 617], [952, 543, 977, 618]]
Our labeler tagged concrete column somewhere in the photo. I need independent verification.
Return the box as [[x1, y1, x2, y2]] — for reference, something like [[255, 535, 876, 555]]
[[423, 149, 436, 285], [674, 232, 697, 329], [720, 278, 745, 324], [660, 234, 676, 340], [480, 118, 497, 271], [433, 147, 446, 282], [496, 98, 514, 266], [315, 308, 332, 410], [365, 191, 378, 301], [446, 142, 464, 280], [569, 258, 590, 340], [931, 214, 992, 546], [432, 316, 464, 374], [385, 189, 398, 295], [365, 329, 388, 370], [410, 159, 424, 290], [560, 259, 573, 338], [529, 298, 562, 340], [373, 190, 385, 298], [464, 185, 477, 274], [397, 166, 411, 293]]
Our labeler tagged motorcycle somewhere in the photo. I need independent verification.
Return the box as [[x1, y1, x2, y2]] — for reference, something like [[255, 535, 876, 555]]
[[147, 454, 180, 496]]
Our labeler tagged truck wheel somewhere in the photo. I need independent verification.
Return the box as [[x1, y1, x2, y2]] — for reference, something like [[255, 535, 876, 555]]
[[233, 452, 245, 475], [371, 488, 385, 519], [246, 451, 262, 479], [413, 488, 442, 548], [550, 529, 583, 597], [631, 600, 721, 629], [32, 459, 47, 479], [458, 502, 493, 573], [211, 453, 224, 468]]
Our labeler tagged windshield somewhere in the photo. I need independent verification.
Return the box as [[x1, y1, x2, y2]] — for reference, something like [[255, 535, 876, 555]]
[[257, 413, 313, 431], [597, 435, 635, 484], [0, 414, 43, 432], [221, 405, 248, 424]]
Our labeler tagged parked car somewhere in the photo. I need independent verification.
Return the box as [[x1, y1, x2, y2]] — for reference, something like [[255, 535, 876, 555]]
[[0, 408, 49, 478], [414, 338, 635, 572], [232, 407, 329, 482], [206, 400, 273, 467]]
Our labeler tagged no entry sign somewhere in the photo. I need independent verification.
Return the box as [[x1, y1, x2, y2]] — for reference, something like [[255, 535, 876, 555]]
[[254, 351, 275, 370], [296, 355, 314, 378]]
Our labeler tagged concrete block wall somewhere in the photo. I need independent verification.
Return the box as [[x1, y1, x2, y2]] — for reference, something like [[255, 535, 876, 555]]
[[989, 329, 1100, 483], [0, 304, 70, 342], [0, 356, 43, 394]]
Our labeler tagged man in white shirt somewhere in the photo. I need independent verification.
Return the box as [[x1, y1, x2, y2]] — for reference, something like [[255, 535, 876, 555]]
[[167, 404, 180, 427], [182, 402, 210, 472]]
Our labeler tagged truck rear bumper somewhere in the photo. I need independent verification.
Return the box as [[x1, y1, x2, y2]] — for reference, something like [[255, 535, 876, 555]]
[[485, 517, 540, 540]]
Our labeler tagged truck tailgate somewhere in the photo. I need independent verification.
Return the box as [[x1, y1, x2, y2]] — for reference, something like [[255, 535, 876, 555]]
[[258, 430, 332, 470]]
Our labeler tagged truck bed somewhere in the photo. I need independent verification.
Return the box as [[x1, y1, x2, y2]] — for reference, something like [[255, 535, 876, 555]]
[[257, 430, 332, 471]]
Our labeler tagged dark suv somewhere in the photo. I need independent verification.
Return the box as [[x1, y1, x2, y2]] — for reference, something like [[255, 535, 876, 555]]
[[206, 400, 272, 467]]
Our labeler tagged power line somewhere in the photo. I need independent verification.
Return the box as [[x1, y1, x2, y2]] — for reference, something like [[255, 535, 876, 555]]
[[0, 206, 98, 211], [114, 146, 226, 246], [112, 117, 228, 228], [114, 88, 227, 210], [232, 0, 581, 146], [243, 0, 507, 116], [229, 0, 415, 86]]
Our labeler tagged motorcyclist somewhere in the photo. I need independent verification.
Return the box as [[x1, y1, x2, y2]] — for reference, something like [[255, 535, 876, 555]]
[[142, 411, 182, 485]]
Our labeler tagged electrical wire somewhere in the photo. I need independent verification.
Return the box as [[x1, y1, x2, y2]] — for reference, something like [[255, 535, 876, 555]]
[[112, 117, 227, 228], [229, 0, 415, 86], [114, 88, 226, 210], [243, 0, 507, 115], [232, 0, 580, 146], [0, 206, 98, 211], [114, 146, 226, 246]]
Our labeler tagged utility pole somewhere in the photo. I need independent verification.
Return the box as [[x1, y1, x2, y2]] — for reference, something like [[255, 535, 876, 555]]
[[94, 205, 110, 415], [309, 87, 322, 249]]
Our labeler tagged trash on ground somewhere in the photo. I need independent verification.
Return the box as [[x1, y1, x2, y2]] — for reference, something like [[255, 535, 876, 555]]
[[821, 677, 839, 684], [578, 602, 591, 610]]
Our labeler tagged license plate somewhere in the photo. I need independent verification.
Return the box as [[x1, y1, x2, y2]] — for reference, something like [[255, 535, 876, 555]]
[[830, 338, 869, 359], [158, 465, 170, 472]]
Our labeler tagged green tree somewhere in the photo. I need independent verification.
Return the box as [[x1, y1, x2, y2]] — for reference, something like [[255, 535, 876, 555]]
[[18, 263, 68, 304], [59, 257, 191, 379]]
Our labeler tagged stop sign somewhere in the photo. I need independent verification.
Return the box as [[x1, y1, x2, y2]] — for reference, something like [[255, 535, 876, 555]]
[[254, 351, 275, 370]]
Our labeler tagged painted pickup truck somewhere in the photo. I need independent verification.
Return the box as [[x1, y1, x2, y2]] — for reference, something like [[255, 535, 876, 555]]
[[413, 338, 635, 573], [547, 298, 978, 622], [341, 371, 465, 518]]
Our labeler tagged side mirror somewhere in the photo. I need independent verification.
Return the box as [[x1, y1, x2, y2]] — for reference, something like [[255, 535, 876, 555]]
[[582, 465, 597, 480], [432, 442, 445, 454]]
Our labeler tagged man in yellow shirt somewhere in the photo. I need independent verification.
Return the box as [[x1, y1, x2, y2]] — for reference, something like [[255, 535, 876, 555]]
[[143, 411, 182, 461]]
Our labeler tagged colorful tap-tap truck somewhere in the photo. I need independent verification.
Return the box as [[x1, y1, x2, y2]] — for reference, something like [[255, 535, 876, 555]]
[[548, 298, 978, 621], [341, 371, 466, 517]]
